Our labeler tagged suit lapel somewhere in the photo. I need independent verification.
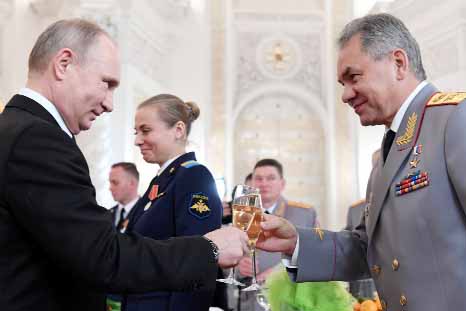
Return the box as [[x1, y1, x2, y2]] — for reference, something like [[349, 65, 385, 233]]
[[367, 84, 437, 240], [7, 95, 60, 128]]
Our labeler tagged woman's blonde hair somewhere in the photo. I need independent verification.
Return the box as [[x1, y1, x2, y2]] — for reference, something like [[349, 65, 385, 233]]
[[138, 94, 200, 137]]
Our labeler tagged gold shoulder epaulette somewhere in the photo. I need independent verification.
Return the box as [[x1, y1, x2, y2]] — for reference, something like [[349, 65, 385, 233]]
[[287, 200, 312, 209], [350, 199, 366, 208], [427, 92, 466, 107]]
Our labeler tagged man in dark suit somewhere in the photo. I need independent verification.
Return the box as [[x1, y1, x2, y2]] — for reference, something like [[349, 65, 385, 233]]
[[258, 13, 466, 311], [0, 18, 248, 311], [109, 162, 140, 232]]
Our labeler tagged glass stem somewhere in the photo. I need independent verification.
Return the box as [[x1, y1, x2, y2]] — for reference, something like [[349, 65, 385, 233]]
[[251, 248, 257, 284]]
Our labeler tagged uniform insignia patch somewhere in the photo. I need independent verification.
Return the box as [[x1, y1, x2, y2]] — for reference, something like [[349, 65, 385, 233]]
[[413, 144, 423, 155], [395, 170, 430, 196], [181, 160, 200, 168], [396, 112, 417, 146], [148, 185, 159, 201], [313, 227, 324, 240], [427, 92, 466, 106], [189, 193, 211, 219]]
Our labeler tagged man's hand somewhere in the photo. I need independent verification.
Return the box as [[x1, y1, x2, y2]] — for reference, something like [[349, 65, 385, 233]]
[[256, 214, 298, 256], [238, 256, 259, 277], [204, 227, 249, 268]]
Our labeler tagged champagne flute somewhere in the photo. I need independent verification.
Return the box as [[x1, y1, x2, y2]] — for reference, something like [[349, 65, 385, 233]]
[[256, 291, 271, 311], [217, 185, 257, 286], [242, 191, 263, 292]]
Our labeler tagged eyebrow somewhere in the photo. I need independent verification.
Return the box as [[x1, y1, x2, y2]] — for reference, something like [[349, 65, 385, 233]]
[[338, 66, 352, 85]]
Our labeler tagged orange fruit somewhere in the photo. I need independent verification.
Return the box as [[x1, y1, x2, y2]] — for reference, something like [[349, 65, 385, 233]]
[[360, 300, 378, 311]]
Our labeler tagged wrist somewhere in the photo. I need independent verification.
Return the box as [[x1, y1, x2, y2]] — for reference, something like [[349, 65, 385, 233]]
[[285, 236, 298, 256]]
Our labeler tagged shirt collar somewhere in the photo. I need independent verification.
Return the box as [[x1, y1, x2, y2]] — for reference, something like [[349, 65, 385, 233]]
[[389, 81, 428, 132], [265, 200, 279, 214], [19, 87, 73, 138], [157, 153, 184, 176], [119, 196, 140, 214]]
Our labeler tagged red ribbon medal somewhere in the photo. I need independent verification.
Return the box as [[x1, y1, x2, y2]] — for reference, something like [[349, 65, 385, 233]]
[[148, 185, 159, 201]]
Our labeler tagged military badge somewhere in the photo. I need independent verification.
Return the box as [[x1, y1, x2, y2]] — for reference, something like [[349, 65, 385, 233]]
[[313, 227, 324, 240], [395, 170, 430, 196], [409, 157, 420, 168], [396, 112, 417, 147], [144, 201, 152, 211], [189, 193, 211, 219], [148, 184, 158, 201], [413, 144, 423, 155]]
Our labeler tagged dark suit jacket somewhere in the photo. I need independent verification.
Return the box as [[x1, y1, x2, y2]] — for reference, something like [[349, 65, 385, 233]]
[[0, 95, 218, 311], [122, 152, 222, 311]]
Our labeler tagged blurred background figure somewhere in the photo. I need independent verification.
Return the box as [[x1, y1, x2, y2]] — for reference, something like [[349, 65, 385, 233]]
[[108, 162, 140, 232], [238, 158, 317, 311]]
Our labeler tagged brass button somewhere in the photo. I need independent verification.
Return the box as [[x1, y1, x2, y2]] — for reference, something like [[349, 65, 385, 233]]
[[392, 259, 400, 271], [400, 294, 408, 306], [381, 299, 387, 311], [371, 264, 381, 276]]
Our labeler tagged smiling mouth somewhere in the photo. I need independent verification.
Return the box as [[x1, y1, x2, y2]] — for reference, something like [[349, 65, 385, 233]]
[[352, 101, 366, 114]]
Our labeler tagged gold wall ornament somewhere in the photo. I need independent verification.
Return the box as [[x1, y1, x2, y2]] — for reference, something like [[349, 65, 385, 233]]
[[396, 112, 417, 146], [259, 38, 298, 77], [265, 42, 292, 72]]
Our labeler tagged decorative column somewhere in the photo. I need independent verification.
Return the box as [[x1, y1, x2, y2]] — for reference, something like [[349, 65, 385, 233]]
[[0, 0, 13, 103]]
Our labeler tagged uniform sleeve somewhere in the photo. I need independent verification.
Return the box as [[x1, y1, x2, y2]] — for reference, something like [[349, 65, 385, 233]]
[[170, 165, 223, 310], [173, 165, 222, 236], [6, 123, 218, 294], [445, 102, 466, 214], [294, 202, 370, 282]]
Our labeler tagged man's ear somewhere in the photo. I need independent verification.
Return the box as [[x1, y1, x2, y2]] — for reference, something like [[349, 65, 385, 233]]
[[280, 178, 286, 192], [52, 48, 75, 80], [392, 48, 409, 80]]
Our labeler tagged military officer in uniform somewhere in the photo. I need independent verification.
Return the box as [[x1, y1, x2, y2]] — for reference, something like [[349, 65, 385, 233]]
[[258, 13, 466, 311], [239, 159, 316, 311], [108, 94, 222, 311]]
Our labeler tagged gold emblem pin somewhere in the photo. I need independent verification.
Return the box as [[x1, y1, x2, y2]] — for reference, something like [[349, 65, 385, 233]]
[[409, 157, 420, 168], [313, 227, 324, 240]]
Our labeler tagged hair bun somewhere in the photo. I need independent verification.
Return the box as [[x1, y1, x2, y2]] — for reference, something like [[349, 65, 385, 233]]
[[185, 101, 200, 121]]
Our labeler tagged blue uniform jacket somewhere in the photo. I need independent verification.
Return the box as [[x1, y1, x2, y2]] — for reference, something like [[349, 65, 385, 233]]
[[119, 152, 222, 311]]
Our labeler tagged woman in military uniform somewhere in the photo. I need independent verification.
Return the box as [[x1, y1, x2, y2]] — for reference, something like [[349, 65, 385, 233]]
[[110, 94, 222, 311]]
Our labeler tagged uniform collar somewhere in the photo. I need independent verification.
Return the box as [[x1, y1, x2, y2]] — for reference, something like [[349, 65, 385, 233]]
[[389, 81, 428, 133], [157, 153, 184, 176], [156, 152, 197, 178]]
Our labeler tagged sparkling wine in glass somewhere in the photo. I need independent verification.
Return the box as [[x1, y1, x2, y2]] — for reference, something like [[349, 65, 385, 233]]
[[217, 185, 257, 286]]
